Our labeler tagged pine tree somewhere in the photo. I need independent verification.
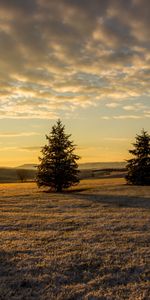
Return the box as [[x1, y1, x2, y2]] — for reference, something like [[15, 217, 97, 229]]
[[36, 120, 80, 192], [126, 129, 150, 185]]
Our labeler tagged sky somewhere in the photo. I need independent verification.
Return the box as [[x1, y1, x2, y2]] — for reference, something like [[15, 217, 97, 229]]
[[0, 0, 149, 166]]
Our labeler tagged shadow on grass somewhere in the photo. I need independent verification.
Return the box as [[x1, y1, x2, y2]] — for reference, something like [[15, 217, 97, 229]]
[[37, 184, 150, 210], [0, 250, 40, 299], [39, 186, 92, 194], [0, 249, 149, 300], [70, 192, 150, 210]]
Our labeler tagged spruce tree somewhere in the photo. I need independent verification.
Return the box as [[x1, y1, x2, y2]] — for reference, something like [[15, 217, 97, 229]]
[[36, 120, 80, 192], [126, 129, 150, 185]]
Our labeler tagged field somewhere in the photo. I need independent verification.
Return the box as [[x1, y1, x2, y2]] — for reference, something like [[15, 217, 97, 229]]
[[0, 178, 150, 300]]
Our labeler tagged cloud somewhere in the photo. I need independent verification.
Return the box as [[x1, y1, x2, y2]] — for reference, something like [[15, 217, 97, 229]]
[[101, 116, 111, 120], [0, 132, 40, 137], [104, 137, 130, 142], [101, 113, 150, 120], [106, 102, 120, 108], [122, 103, 147, 111], [0, 0, 149, 119], [113, 115, 142, 120], [20, 146, 41, 151], [0, 146, 18, 151]]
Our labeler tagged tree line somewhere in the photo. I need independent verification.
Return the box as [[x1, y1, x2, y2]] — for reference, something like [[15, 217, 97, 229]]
[[36, 120, 150, 192]]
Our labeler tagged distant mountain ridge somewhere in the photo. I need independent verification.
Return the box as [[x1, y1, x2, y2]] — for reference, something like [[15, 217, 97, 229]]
[[17, 162, 126, 170], [17, 164, 38, 169], [79, 162, 126, 170], [0, 162, 126, 183]]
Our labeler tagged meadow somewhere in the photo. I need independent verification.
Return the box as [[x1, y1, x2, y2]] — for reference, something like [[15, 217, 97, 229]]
[[0, 177, 150, 299]]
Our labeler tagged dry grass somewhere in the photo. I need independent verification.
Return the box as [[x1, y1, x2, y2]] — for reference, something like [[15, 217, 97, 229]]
[[0, 179, 150, 300]]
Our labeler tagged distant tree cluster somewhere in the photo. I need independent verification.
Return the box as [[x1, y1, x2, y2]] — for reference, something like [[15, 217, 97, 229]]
[[126, 130, 150, 185], [16, 169, 35, 182], [16, 169, 30, 182]]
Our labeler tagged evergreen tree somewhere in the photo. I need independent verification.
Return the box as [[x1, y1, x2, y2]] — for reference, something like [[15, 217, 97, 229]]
[[36, 120, 80, 192], [126, 129, 150, 185]]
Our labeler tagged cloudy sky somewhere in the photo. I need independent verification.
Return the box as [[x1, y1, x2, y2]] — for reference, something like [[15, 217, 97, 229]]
[[0, 0, 149, 166]]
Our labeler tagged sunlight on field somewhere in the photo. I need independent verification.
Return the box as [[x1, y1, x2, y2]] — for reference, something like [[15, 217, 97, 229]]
[[0, 179, 150, 299]]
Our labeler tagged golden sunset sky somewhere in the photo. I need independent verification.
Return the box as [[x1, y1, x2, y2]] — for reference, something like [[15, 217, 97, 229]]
[[0, 0, 149, 166]]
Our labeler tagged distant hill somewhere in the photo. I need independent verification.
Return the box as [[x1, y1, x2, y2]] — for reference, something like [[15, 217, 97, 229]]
[[0, 162, 126, 183], [0, 168, 18, 183], [79, 162, 126, 170], [17, 164, 38, 169], [0, 167, 36, 183], [17, 162, 126, 170]]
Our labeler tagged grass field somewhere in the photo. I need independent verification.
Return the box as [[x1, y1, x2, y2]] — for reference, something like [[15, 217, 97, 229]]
[[0, 178, 150, 299]]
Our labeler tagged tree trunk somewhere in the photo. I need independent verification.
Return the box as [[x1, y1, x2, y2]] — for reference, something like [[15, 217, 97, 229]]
[[56, 185, 62, 192]]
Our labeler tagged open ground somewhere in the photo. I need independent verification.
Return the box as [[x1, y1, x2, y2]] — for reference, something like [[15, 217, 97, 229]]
[[0, 178, 150, 300]]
